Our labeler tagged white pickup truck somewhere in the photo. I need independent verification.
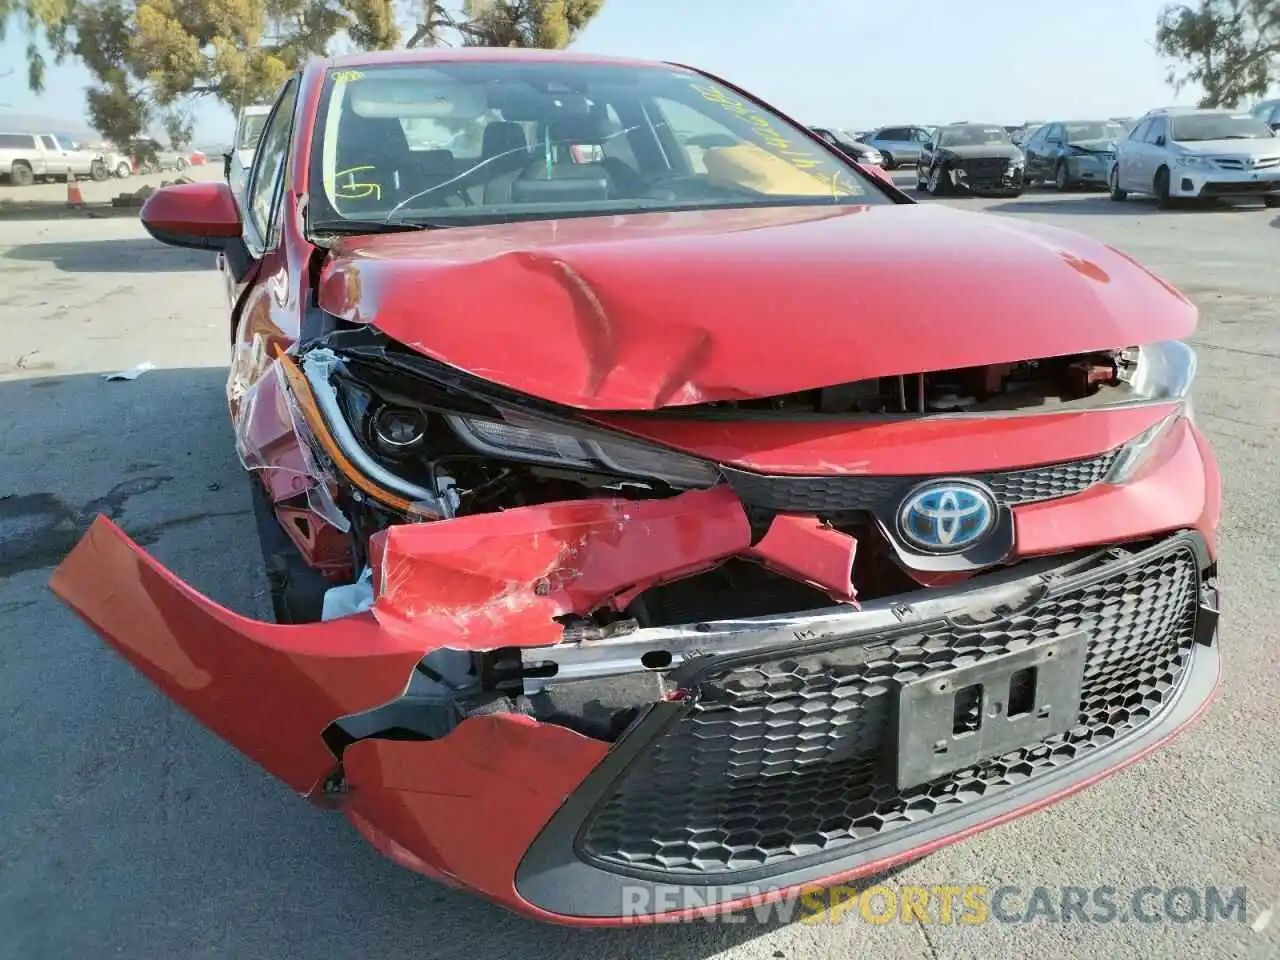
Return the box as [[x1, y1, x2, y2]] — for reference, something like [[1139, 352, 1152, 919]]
[[0, 132, 109, 185]]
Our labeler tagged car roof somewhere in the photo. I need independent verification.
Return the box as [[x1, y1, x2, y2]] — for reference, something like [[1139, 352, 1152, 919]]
[[318, 47, 671, 71]]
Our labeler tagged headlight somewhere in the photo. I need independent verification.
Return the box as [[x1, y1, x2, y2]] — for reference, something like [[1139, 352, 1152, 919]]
[[1105, 409, 1184, 484], [1106, 340, 1197, 483], [1174, 156, 1204, 167], [446, 413, 721, 488]]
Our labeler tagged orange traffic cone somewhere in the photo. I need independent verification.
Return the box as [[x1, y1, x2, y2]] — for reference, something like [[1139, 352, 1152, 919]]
[[66, 181, 85, 207]]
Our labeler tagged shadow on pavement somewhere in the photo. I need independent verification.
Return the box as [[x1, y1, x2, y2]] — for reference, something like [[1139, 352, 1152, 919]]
[[1, 366, 919, 957], [1, 235, 212, 272], [987, 195, 1275, 217]]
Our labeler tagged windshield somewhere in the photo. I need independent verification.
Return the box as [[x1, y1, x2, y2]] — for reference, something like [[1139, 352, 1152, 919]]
[[308, 60, 885, 229], [1063, 122, 1125, 141], [237, 113, 270, 150], [1171, 113, 1275, 142], [937, 125, 1012, 147]]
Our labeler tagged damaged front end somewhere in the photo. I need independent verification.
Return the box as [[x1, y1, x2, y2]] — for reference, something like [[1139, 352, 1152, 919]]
[[50, 322, 1222, 923]]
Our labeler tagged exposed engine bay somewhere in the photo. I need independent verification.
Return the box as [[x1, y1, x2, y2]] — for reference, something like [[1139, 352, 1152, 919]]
[[225, 322, 1195, 750], [653, 349, 1139, 416]]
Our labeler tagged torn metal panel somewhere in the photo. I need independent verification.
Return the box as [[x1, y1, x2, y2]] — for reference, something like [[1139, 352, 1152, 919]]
[[369, 486, 752, 649], [342, 715, 609, 904], [48, 517, 428, 794], [745, 514, 857, 603], [233, 352, 352, 535]]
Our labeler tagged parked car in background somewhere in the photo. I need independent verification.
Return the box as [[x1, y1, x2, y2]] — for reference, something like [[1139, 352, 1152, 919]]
[[227, 103, 274, 200], [1251, 99, 1280, 131], [51, 47, 1221, 926], [861, 125, 932, 168], [1023, 120, 1126, 190], [916, 122, 1024, 196], [1110, 107, 1280, 208], [810, 126, 885, 166], [128, 137, 191, 174], [0, 132, 108, 185]]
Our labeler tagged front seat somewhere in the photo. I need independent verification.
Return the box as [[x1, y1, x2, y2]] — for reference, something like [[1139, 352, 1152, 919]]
[[333, 111, 414, 212], [473, 121, 532, 204]]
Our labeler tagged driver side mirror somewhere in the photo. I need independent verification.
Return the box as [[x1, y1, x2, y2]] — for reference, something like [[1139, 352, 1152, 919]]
[[923, 142, 935, 151], [141, 180, 242, 251], [1155, 135, 1166, 147]]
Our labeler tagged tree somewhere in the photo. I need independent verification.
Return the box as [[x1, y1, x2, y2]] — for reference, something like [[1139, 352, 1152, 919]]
[[1155, 0, 1280, 106], [2, 0, 604, 145], [460, 0, 603, 47]]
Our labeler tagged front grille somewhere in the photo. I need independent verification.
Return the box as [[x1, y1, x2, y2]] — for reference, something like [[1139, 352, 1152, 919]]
[[578, 540, 1200, 879], [722, 449, 1118, 514], [1213, 156, 1280, 170], [1203, 180, 1279, 196]]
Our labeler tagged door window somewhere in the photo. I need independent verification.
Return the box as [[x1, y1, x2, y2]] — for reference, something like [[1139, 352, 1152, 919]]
[[246, 79, 299, 247], [39, 135, 58, 150], [1144, 118, 1167, 145]]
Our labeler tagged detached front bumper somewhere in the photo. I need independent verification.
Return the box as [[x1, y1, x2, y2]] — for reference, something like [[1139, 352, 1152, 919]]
[[1169, 165, 1280, 198], [49, 420, 1223, 924]]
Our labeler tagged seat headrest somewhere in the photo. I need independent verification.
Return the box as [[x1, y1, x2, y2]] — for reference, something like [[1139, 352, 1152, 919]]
[[547, 115, 621, 146], [481, 121, 529, 159]]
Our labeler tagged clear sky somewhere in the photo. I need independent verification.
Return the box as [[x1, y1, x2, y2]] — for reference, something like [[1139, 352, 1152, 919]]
[[0, 0, 1212, 144]]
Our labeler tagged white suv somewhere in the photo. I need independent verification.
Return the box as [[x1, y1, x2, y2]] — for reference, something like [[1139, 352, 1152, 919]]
[[1109, 107, 1280, 208]]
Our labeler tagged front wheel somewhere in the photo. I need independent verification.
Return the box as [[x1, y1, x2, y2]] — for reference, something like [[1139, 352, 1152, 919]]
[[1054, 161, 1071, 191], [927, 163, 947, 196], [90, 159, 109, 182], [175, 156, 188, 172], [881, 151, 896, 171], [1264, 195, 1279, 208], [1109, 166, 1127, 201], [10, 162, 34, 187], [115, 161, 132, 178], [1154, 166, 1173, 209]]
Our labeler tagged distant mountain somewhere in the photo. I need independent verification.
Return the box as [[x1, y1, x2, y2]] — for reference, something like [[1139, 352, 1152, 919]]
[[0, 112, 97, 138]]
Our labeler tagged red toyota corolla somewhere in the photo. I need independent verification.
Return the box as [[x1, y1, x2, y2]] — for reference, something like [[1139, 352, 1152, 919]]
[[51, 48, 1221, 924]]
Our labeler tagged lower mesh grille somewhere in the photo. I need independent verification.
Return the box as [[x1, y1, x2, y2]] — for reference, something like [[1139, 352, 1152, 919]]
[[577, 541, 1200, 878]]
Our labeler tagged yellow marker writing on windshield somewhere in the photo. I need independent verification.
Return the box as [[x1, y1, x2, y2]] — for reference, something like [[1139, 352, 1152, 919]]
[[332, 165, 382, 202]]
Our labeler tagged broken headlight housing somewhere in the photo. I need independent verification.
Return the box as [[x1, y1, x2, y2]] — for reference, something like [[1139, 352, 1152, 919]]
[[447, 413, 721, 488], [1106, 340, 1197, 484]]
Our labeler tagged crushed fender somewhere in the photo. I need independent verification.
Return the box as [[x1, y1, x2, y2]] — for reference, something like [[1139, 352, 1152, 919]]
[[369, 486, 752, 649]]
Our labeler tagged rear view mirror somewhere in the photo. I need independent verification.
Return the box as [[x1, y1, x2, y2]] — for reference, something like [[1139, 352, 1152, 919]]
[[141, 181, 242, 251]]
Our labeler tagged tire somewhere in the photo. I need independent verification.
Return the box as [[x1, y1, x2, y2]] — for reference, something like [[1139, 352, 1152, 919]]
[[915, 166, 928, 190], [1109, 166, 1127, 201], [1154, 166, 1173, 209], [1264, 195, 1279, 208], [1054, 161, 1071, 191], [248, 477, 333, 625], [90, 159, 108, 182], [175, 156, 188, 171], [10, 162, 34, 187], [926, 163, 947, 196], [881, 151, 896, 171], [115, 161, 132, 178]]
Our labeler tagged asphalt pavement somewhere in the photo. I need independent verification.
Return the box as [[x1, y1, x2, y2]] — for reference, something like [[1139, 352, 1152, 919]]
[[0, 177, 1276, 960]]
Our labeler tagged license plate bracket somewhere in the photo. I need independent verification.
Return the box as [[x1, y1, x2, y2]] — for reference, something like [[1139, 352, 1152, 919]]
[[896, 632, 1088, 790]]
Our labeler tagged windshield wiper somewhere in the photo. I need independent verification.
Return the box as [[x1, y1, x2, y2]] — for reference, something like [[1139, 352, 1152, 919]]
[[309, 218, 449, 235]]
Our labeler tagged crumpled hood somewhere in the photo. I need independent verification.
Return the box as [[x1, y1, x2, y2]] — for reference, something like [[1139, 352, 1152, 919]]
[[1067, 138, 1117, 152], [317, 204, 1196, 411]]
